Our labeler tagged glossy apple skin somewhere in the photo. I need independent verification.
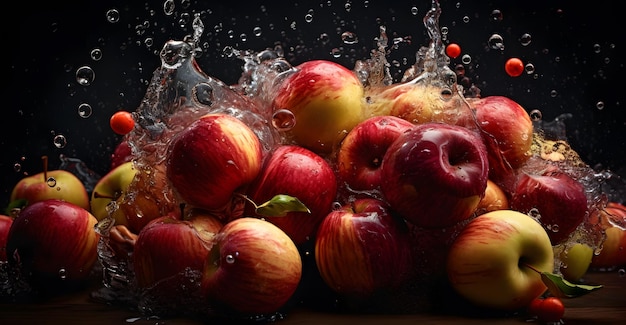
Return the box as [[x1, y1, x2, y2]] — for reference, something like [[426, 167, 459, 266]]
[[559, 243, 593, 282], [133, 215, 222, 291], [10, 169, 90, 211], [90, 161, 138, 227], [0, 215, 14, 261], [245, 145, 337, 245], [314, 198, 413, 297], [200, 217, 302, 315], [6, 199, 100, 290], [475, 179, 510, 216], [380, 122, 489, 229], [336, 115, 413, 192], [510, 171, 588, 245], [272, 60, 365, 154], [471, 96, 534, 182], [166, 113, 263, 213], [590, 202, 626, 269], [110, 138, 133, 170], [446, 210, 554, 311]]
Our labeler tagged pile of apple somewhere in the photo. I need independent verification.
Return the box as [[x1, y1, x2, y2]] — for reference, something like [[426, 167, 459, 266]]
[[2, 25, 625, 324]]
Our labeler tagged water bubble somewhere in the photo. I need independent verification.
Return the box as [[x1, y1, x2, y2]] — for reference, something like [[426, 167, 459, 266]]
[[90, 48, 103, 61], [490, 9, 503, 21], [524, 63, 535, 74], [528, 208, 541, 220], [549, 224, 560, 233], [488, 34, 504, 50], [253, 26, 262, 37], [13, 163, 21, 172], [78, 103, 93, 118], [75, 66, 95, 86], [341, 31, 358, 45], [144, 37, 154, 48], [461, 54, 471, 64], [58, 268, 67, 280], [272, 109, 296, 131], [163, 0, 175, 15], [596, 101, 605, 110], [331, 47, 342, 58], [619, 268, 625, 277], [550, 90, 558, 97], [411, 7, 419, 15], [192, 83, 214, 106], [331, 202, 342, 210], [593, 43, 601, 53], [529, 109, 543, 121], [344, 1, 351, 12], [225, 252, 239, 264], [46, 177, 57, 187], [53, 134, 67, 148], [462, 16, 470, 23], [520, 33, 532, 46], [305, 13, 314, 23], [105, 9, 120, 23]]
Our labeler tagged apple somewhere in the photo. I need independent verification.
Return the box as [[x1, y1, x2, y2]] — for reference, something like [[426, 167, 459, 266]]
[[133, 214, 222, 295], [446, 209, 554, 311], [558, 242, 594, 283], [336, 115, 413, 192], [0, 214, 14, 262], [590, 202, 626, 269], [5, 199, 100, 291], [200, 217, 302, 316], [470, 96, 534, 182], [474, 179, 509, 216], [271, 59, 365, 154], [110, 138, 133, 170], [314, 198, 413, 298], [166, 113, 263, 214], [510, 170, 588, 245], [10, 156, 90, 211], [245, 144, 337, 245], [90, 161, 138, 227], [380, 122, 489, 229]]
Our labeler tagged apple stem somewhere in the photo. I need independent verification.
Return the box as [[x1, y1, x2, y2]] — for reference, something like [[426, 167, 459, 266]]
[[234, 192, 258, 209], [42, 155, 49, 181], [523, 262, 542, 275]]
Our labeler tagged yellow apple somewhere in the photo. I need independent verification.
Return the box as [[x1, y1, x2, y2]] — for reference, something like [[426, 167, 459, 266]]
[[90, 161, 138, 227], [559, 243, 593, 283]]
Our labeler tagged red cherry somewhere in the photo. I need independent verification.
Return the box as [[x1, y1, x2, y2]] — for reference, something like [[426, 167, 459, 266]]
[[528, 297, 565, 323], [505, 57, 524, 77], [110, 111, 135, 135], [446, 43, 461, 59]]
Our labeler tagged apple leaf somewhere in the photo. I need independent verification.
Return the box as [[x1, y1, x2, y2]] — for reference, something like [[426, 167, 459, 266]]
[[540, 271, 603, 298], [255, 194, 311, 217]]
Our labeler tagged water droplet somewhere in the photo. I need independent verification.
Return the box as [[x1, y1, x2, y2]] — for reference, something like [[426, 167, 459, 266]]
[[550, 90, 558, 97], [75, 66, 95, 86], [53, 134, 67, 148], [163, 0, 175, 15], [596, 101, 605, 110], [90, 48, 102, 61], [461, 54, 472, 64], [410, 7, 419, 15], [462, 16, 470, 23], [528, 208, 541, 220], [192, 83, 214, 106], [490, 9, 503, 21], [253, 26, 262, 36], [593, 43, 601, 53], [488, 34, 504, 50], [105, 9, 120, 23], [550, 224, 560, 233], [520, 33, 532, 46], [240, 33, 248, 42], [530, 109, 543, 121], [304, 13, 314, 23], [78, 103, 93, 118], [13, 163, 21, 172], [619, 268, 625, 277], [332, 202, 342, 210], [225, 252, 239, 264], [272, 109, 296, 131], [331, 47, 342, 58], [524, 63, 535, 74], [46, 177, 57, 187], [58, 268, 67, 280], [341, 31, 358, 45]]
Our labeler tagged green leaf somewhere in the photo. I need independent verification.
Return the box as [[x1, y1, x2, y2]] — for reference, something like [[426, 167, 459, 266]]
[[5, 199, 27, 215], [255, 194, 311, 217], [541, 271, 603, 298]]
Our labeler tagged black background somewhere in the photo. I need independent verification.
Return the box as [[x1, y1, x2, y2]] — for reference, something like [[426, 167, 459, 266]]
[[4, 0, 625, 208]]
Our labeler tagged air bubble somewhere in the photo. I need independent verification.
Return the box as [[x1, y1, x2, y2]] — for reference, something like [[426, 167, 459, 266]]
[[78, 103, 93, 118], [331, 48, 342, 58], [411, 7, 419, 15], [253, 26, 262, 36], [488, 34, 504, 50], [13, 163, 21, 173], [105, 9, 120, 23], [163, 0, 175, 15], [550, 90, 558, 97], [462, 16, 470, 23], [58, 268, 67, 280], [490, 9, 503, 21], [530, 109, 543, 121], [461, 54, 471, 64], [341, 31, 358, 45], [225, 252, 239, 264], [272, 109, 296, 131], [75, 66, 95, 86], [46, 177, 57, 187], [550, 224, 560, 233], [619, 268, 625, 277], [528, 208, 541, 220], [53, 134, 67, 148], [524, 63, 535, 74], [596, 101, 605, 110], [305, 13, 314, 23], [520, 33, 532, 46], [593, 43, 601, 53], [90, 48, 103, 61]]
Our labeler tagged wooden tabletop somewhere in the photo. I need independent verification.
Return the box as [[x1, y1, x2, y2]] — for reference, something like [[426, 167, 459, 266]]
[[1, 270, 624, 324]]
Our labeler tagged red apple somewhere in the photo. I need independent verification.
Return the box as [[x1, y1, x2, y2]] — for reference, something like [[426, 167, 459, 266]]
[[133, 214, 222, 294], [271, 59, 365, 154], [314, 198, 413, 298], [380, 122, 489, 229], [110, 138, 133, 170], [336, 115, 413, 192], [200, 217, 302, 316], [0, 214, 14, 262], [470, 96, 534, 182], [245, 144, 337, 245], [10, 156, 90, 211], [5, 199, 100, 291], [166, 113, 263, 214], [510, 170, 588, 245], [590, 202, 626, 269], [446, 209, 554, 311], [474, 179, 510, 216]]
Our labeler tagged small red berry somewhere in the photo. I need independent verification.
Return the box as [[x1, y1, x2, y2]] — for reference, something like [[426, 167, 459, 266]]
[[110, 111, 135, 135], [528, 296, 565, 323], [446, 43, 461, 59], [505, 57, 524, 77]]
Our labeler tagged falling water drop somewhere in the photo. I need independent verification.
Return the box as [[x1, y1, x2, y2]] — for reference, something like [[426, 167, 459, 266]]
[[272, 109, 296, 131]]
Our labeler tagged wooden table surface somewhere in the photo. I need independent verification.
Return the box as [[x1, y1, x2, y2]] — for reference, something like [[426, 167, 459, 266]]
[[1, 270, 624, 325]]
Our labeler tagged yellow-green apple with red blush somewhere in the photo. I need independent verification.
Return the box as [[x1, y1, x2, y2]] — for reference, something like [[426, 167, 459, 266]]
[[446, 209, 554, 311], [590, 202, 626, 269], [244, 144, 337, 245], [0, 215, 14, 262], [474, 179, 509, 216], [200, 217, 302, 316], [10, 156, 90, 211], [166, 113, 263, 215], [90, 161, 138, 227], [558, 242, 594, 283], [336, 115, 413, 193], [470, 96, 534, 183], [271, 60, 365, 155], [314, 198, 413, 298], [6, 199, 100, 291], [380, 122, 489, 229], [510, 170, 588, 245], [133, 214, 222, 300]]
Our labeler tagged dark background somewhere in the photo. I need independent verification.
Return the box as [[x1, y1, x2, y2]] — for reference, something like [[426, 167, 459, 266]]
[[4, 0, 624, 208]]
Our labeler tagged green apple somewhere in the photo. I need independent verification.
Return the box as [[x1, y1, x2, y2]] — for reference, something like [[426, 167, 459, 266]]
[[90, 161, 138, 226], [558, 243, 593, 283], [10, 157, 90, 211], [446, 209, 554, 311]]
